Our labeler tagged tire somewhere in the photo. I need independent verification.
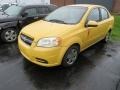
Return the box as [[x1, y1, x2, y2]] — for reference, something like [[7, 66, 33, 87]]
[[1, 28, 18, 43], [62, 45, 80, 67], [103, 31, 111, 43]]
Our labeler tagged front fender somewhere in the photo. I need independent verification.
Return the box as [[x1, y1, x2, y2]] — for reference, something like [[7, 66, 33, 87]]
[[62, 36, 83, 50], [57, 37, 83, 64], [0, 21, 18, 30]]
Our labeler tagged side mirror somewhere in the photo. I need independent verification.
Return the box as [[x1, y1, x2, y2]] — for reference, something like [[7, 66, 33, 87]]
[[86, 20, 98, 27], [22, 13, 28, 17]]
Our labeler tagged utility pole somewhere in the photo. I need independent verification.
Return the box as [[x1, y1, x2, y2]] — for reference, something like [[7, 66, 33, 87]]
[[64, 0, 66, 6], [15, 0, 18, 3], [15, 0, 20, 4]]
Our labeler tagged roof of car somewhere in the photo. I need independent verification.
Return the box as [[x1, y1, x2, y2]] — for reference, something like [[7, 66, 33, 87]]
[[68, 4, 103, 8]]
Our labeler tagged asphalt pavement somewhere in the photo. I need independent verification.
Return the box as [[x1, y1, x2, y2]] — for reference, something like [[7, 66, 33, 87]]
[[0, 41, 120, 90]]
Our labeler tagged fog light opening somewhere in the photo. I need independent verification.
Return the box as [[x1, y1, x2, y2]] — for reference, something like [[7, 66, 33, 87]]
[[35, 58, 48, 64]]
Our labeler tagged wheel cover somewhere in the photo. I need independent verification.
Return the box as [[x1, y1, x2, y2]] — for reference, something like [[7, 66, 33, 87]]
[[66, 48, 78, 65], [4, 30, 17, 42]]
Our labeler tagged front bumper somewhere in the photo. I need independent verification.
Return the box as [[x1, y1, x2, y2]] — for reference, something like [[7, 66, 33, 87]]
[[18, 37, 65, 67]]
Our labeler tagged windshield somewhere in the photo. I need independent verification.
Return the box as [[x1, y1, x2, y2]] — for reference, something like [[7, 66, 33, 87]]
[[4, 5, 22, 16], [44, 6, 88, 24]]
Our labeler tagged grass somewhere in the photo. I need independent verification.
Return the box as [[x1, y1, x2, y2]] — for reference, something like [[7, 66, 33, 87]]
[[111, 16, 120, 40]]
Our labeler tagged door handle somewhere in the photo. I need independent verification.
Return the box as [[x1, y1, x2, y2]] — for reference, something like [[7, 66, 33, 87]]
[[34, 17, 39, 19]]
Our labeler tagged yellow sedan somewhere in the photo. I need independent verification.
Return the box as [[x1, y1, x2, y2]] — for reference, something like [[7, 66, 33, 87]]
[[18, 4, 114, 67]]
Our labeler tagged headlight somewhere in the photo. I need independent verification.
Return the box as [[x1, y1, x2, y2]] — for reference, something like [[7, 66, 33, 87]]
[[37, 37, 61, 47]]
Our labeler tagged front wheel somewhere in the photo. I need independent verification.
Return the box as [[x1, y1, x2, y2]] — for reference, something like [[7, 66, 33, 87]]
[[62, 45, 80, 67], [1, 28, 18, 43]]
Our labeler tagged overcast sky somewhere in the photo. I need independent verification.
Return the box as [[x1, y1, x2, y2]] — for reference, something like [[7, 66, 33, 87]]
[[0, 0, 50, 5]]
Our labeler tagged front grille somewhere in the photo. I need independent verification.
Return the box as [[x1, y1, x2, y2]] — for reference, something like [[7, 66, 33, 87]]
[[20, 34, 33, 45]]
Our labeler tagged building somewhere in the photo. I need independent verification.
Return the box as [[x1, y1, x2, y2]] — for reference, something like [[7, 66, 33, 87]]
[[0, 0, 51, 5], [113, 0, 120, 13], [0, 0, 119, 12], [51, 0, 74, 7], [51, 0, 120, 12]]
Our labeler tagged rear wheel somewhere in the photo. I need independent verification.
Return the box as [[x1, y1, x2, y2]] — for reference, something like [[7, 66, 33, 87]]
[[1, 28, 18, 43], [103, 31, 112, 43], [62, 45, 80, 67]]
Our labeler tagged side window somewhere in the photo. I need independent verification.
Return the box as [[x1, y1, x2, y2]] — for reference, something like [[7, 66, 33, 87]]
[[88, 8, 100, 22], [24, 8, 37, 17], [37, 7, 49, 14], [100, 8, 109, 20]]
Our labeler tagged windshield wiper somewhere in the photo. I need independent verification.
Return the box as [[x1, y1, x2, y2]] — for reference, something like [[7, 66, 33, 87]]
[[47, 19, 68, 24]]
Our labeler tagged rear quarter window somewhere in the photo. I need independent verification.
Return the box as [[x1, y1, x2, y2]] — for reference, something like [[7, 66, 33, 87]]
[[37, 7, 50, 14], [100, 8, 109, 20], [49, 5, 58, 12]]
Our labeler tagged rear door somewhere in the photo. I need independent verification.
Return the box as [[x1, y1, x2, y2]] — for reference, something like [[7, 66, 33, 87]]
[[22, 7, 38, 26], [99, 7, 111, 37]]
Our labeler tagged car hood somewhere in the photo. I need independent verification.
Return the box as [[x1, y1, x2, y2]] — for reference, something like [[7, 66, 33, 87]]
[[21, 20, 76, 41], [0, 14, 17, 23]]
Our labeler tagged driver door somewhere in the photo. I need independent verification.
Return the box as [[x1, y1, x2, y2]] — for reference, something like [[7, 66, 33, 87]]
[[86, 8, 102, 46]]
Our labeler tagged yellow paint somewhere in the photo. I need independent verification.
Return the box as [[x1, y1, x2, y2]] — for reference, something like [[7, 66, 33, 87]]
[[18, 4, 114, 67]]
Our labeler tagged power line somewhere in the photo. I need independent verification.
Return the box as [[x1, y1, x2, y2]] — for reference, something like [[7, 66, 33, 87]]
[[0, 0, 4, 3], [0, 0, 20, 4]]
